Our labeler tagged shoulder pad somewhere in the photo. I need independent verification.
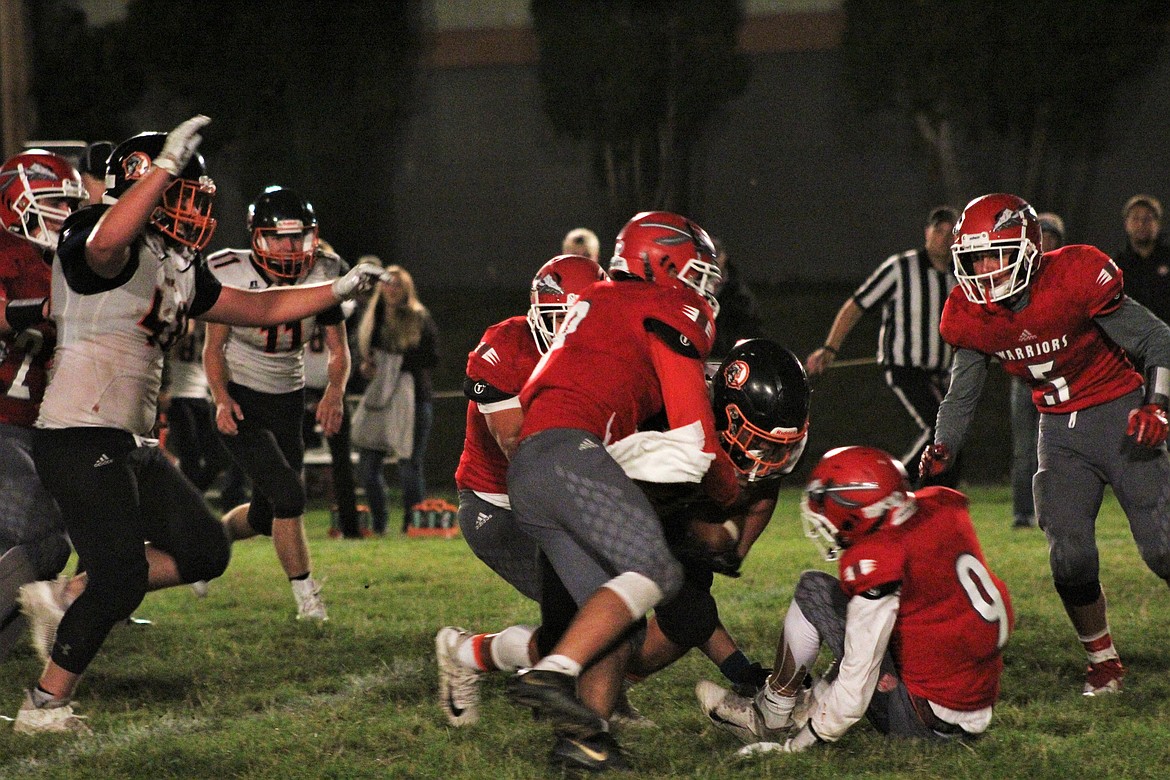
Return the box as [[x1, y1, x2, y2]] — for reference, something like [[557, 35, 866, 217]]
[[913, 485, 968, 510]]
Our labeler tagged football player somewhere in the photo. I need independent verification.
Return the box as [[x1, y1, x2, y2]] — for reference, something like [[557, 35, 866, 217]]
[[204, 185, 350, 621], [12, 116, 385, 734], [503, 211, 736, 771], [631, 338, 810, 688], [437, 253, 606, 727], [921, 193, 1170, 696], [698, 446, 1013, 754], [0, 151, 83, 659]]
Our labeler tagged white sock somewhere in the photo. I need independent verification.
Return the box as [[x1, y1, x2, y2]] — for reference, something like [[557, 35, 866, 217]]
[[533, 654, 582, 677], [490, 625, 536, 671]]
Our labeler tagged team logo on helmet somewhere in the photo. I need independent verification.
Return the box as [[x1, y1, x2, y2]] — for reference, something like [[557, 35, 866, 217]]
[[534, 272, 566, 297], [992, 207, 1029, 232], [723, 360, 749, 390], [122, 151, 153, 181], [20, 162, 58, 182]]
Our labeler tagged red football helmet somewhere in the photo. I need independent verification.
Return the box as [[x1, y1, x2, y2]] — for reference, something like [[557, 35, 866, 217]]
[[609, 211, 722, 315], [0, 150, 85, 250], [952, 193, 1042, 304], [527, 253, 607, 352], [801, 446, 916, 561]]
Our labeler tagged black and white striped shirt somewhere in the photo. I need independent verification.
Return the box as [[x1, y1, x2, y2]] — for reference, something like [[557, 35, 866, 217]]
[[852, 248, 956, 372]]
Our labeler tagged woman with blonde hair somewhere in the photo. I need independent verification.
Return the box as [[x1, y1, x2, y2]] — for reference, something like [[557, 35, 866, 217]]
[[354, 263, 439, 534]]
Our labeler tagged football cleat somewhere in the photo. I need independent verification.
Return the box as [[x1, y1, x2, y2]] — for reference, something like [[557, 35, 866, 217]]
[[189, 580, 210, 598], [1083, 658, 1124, 696], [291, 577, 328, 621], [695, 680, 790, 744], [13, 690, 92, 736], [550, 730, 630, 773], [506, 668, 606, 738], [435, 627, 482, 727], [18, 577, 68, 664]]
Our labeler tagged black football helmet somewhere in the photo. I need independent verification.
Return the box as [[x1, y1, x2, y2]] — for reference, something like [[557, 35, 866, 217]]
[[105, 131, 216, 251], [247, 186, 320, 282], [712, 338, 811, 481]]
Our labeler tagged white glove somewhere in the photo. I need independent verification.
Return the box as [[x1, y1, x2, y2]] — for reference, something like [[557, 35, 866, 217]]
[[331, 262, 389, 300], [155, 115, 210, 176]]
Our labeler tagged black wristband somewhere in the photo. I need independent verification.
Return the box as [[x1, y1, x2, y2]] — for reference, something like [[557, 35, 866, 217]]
[[821, 344, 838, 356], [5, 298, 46, 332]]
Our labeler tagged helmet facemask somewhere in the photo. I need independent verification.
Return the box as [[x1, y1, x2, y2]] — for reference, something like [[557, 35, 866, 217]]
[[152, 175, 217, 251], [3, 159, 84, 250], [252, 222, 320, 283], [721, 402, 808, 481], [953, 235, 1038, 304], [527, 300, 571, 353], [678, 256, 722, 317]]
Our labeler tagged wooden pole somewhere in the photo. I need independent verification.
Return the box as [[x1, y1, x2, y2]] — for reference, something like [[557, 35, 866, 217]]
[[0, 0, 30, 159]]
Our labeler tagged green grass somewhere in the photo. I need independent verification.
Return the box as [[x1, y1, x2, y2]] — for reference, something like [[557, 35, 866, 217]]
[[3, 486, 1170, 778]]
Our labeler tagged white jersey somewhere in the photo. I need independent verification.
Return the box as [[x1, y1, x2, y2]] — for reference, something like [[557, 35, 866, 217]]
[[206, 249, 344, 395], [38, 205, 222, 435], [165, 323, 211, 400]]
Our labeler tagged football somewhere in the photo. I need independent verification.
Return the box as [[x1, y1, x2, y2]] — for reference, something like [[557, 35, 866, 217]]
[[684, 516, 742, 557]]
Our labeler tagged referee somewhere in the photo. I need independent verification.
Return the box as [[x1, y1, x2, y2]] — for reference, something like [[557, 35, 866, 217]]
[[806, 206, 960, 486]]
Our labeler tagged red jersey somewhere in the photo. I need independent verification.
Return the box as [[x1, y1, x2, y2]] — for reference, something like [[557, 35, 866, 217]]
[[520, 279, 715, 443], [940, 245, 1141, 413], [0, 231, 54, 427], [838, 487, 1013, 711], [455, 316, 541, 494]]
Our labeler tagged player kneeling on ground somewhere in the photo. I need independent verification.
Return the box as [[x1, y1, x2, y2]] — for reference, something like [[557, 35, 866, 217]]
[[697, 446, 1013, 754]]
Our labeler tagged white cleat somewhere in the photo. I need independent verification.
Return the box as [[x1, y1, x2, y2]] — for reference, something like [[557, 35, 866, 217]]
[[695, 680, 790, 744], [13, 690, 92, 736], [291, 577, 328, 621], [18, 578, 68, 664], [189, 580, 209, 599], [435, 626, 482, 727]]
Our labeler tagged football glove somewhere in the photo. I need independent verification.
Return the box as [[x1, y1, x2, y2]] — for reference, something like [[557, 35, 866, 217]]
[[918, 442, 952, 479], [331, 262, 390, 300], [1127, 404, 1169, 447], [155, 115, 210, 176]]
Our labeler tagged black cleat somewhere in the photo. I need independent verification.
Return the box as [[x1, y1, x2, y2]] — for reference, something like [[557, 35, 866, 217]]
[[506, 669, 606, 737], [551, 730, 630, 773]]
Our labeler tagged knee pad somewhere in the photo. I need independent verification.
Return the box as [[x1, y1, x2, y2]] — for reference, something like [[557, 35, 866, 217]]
[[603, 571, 665, 619], [1054, 578, 1101, 607], [269, 484, 307, 521], [656, 586, 719, 650]]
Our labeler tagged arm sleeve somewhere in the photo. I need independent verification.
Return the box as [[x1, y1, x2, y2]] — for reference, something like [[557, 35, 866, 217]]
[[808, 591, 900, 742], [933, 347, 989, 452], [649, 337, 739, 504], [1096, 297, 1170, 371]]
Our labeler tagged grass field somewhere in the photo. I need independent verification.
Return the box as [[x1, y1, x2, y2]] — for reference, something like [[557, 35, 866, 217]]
[[3, 486, 1170, 779]]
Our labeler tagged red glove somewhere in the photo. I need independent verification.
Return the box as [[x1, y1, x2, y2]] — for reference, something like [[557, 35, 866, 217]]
[[919, 442, 953, 479], [1127, 404, 1169, 447]]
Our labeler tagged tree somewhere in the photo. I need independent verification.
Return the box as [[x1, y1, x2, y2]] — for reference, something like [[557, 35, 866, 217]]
[[531, 0, 750, 220], [27, 0, 425, 262], [841, 0, 1169, 218]]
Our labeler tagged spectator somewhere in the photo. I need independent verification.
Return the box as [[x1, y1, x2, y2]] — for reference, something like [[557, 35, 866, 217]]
[[923, 192, 1170, 697], [1008, 212, 1065, 529], [354, 263, 439, 534], [302, 280, 363, 539], [806, 206, 959, 486], [710, 237, 764, 358], [0, 151, 82, 658], [12, 117, 385, 733], [562, 227, 600, 262], [1114, 194, 1170, 326], [698, 446, 1012, 755]]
